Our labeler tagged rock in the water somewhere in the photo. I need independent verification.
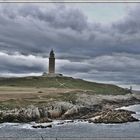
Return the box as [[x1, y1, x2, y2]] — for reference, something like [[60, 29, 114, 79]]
[[32, 124, 52, 128], [89, 109, 139, 123]]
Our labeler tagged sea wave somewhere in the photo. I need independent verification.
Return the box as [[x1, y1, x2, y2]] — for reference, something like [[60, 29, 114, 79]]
[[118, 104, 140, 120], [0, 119, 89, 130]]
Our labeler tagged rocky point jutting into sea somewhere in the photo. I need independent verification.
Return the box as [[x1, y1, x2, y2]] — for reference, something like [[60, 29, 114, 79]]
[[0, 90, 140, 126]]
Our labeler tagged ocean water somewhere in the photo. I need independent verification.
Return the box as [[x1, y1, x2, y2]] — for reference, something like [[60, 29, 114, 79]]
[[0, 104, 140, 138]]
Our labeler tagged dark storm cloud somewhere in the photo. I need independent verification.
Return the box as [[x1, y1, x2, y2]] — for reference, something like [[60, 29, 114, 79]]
[[0, 4, 140, 86], [19, 4, 88, 31], [0, 4, 88, 31], [0, 4, 91, 58], [0, 4, 117, 58]]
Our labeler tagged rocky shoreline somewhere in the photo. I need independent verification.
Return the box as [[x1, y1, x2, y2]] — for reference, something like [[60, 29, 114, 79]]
[[0, 93, 140, 125], [88, 109, 139, 123]]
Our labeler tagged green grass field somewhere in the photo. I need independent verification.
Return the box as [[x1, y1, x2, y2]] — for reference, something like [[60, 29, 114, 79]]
[[0, 77, 127, 94], [0, 76, 129, 109], [0, 76, 128, 95]]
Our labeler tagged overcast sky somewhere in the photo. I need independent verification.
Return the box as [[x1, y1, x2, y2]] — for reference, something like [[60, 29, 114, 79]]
[[0, 3, 140, 88]]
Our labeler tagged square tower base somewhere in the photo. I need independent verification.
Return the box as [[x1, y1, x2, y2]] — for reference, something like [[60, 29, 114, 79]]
[[42, 72, 63, 77]]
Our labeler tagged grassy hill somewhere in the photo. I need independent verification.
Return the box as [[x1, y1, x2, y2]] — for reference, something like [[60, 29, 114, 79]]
[[0, 76, 130, 109], [0, 76, 128, 95]]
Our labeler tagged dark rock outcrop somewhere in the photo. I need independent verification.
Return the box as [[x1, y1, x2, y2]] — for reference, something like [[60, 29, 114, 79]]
[[32, 124, 52, 128]]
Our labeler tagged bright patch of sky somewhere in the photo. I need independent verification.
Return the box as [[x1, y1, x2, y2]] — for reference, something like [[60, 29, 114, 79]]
[[71, 3, 137, 24]]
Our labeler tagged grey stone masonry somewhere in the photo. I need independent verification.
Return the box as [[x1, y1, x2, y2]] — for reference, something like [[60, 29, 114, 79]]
[[49, 49, 55, 74]]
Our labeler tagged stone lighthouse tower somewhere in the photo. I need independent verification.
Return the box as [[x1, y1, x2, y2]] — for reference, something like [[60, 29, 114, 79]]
[[42, 49, 63, 77], [49, 49, 55, 74]]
